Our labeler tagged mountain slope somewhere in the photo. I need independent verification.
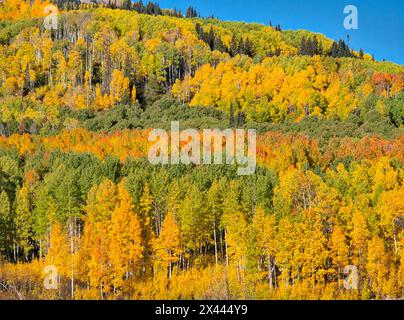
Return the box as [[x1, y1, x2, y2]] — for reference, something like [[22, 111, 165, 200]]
[[0, 1, 403, 137]]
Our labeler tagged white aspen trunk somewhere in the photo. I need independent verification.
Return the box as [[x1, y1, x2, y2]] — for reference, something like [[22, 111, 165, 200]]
[[213, 220, 218, 266]]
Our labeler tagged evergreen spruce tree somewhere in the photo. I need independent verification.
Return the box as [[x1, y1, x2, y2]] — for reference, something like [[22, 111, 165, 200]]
[[299, 37, 307, 55], [230, 34, 239, 57], [359, 48, 364, 59]]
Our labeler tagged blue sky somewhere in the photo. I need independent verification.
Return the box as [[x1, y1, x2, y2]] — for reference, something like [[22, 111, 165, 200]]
[[156, 0, 404, 65]]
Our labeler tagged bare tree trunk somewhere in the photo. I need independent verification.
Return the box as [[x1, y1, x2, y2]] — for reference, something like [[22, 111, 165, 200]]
[[268, 253, 273, 288], [393, 224, 398, 257], [213, 221, 218, 266], [70, 220, 74, 300], [225, 229, 229, 267]]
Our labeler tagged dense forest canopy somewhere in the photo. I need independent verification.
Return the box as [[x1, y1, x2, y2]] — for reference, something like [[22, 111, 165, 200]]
[[0, 0, 403, 300]]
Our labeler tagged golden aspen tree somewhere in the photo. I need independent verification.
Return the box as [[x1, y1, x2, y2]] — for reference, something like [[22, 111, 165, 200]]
[[351, 210, 369, 268], [88, 230, 111, 298], [206, 180, 224, 266], [54, 50, 68, 89], [251, 207, 277, 288], [222, 209, 249, 297], [366, 236, 388, 298], [131, 86, 137, 104], [95, 84, 108, 110], [153, 212, 181, 278], [83, 71, 92, 108], [330, 224, 349, 274], [276, 216, 295, 287], [376, 189, 404, 257], [109, 181, 143, 293], [46, 223, 70, 284], [383, 264, 400, 298], [67, 50, 81, 90], [172, 75, 192, 104], [109, 69, 130, 105], [397, 235, 404, 297], [139, 182, 155, 276], [82, 179, 117, 298], [298, 216, 328, 287], [74, 215, 94, 288]]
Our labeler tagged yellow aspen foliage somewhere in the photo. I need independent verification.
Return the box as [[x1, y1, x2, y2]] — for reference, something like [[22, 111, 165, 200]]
[[172, 75, 192, 104], [46, 223, 70, 279], [131, 85, 137, 104], [153, 212, 181, 277], [376, 188, 404, 255], [43, 87, 63, 107], [398, 235, 404, 295], [82, 180, 117, 296], [251, 207, 277, 287], [83, 71, 92, 108], [139, 182, 155, 275], [95, 84, 107, 110], [370, 157, 399, 199], [351, 210, 369, 267], [54, 50, 68, 88], [223, 210, 249, 281], [109, 69, 130, 105], [79, 179, 143, 297], [391, 74, 404, 96], [330, 224, 349, 271], [366, 236, 388, 298], [109, 181, 143, 291], [73, 92, 86, 110], [276, 216, 295, 285], [383, 265, 400, 298], [299, 216, 328, 284], [67, 50, 80, 89], [0, 0, 26, 20]]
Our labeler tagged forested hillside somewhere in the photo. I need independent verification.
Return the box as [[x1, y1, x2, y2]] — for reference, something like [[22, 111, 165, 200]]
[[0, 0, 403, 300]]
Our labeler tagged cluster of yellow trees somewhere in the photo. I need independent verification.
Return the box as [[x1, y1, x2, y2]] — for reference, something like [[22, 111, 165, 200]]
[[0, 0, 51, 20], [0, 129, 402, 300], [0, 2, 402, 129], [0, 4, 217, 118], [172, 57, 404, 122]]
